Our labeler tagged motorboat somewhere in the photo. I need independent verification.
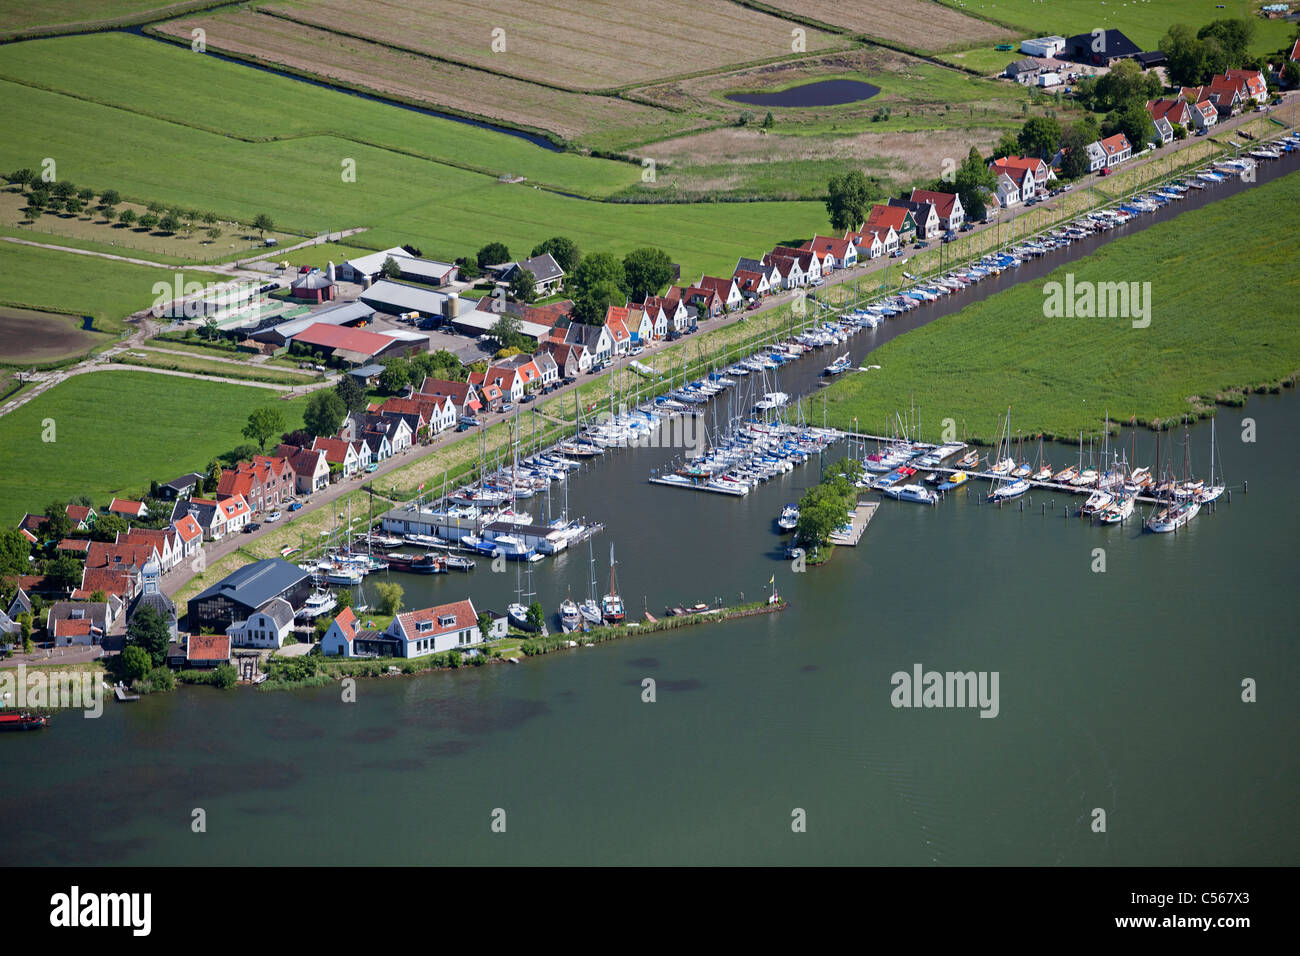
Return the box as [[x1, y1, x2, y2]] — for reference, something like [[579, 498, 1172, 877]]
[[777, 504, 799, 530], [883, 483, 938, 505]]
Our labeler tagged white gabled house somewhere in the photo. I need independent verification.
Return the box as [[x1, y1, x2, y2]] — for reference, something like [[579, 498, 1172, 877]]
[[226, 598, 295, 650], [389, 599, 482, 658], [1085, 141, 1108, 172], [995, 171, 1022, 207]]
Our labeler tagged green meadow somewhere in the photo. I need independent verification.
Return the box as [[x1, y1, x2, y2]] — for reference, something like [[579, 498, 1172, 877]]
[[820, 171, 1300, 444], [0, 48, 829, 282], [0, 371, 309, 524], [0, 34, 638, 199], [0, 241, 183, 332], [938, 0, 1296, 56]]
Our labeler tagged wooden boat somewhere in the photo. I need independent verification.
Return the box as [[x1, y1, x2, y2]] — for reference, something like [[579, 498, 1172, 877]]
[[602, 543, 625, 624], [1053, 465, 1079, 483]]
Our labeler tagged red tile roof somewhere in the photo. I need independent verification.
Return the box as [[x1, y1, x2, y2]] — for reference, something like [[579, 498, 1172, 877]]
[[803, 235, 854, 259], [108, 498, 146, 517], [188, 633, 231, 662], [292, 322, 394, 357], [394, 599, 476, 642], [217, 470, 256, 500], [909, 189, 959, 218], [53, 618, 95, 638], [865, 205, 910, 233], [311, 436, 356, 464], [65, 505, 94, 524], [57, 538, 90, 553], [332, 606, 358, 644], [1290, 38, 1300, 63], [695, 276, 736, 302], [79, 566, 137, 598], [18, 514, 47, 534], [174, 514, 203, 544], [734, 270, 767, 294], [1100, 133, 1130, 156]]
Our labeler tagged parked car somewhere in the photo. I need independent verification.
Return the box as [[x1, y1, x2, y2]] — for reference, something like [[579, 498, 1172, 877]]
[[521, 392, 535, 403], [746, 299, 760, 310], [914, 240, 929, 249], [630, 345, 644, 356], [809, 277, 824, 286], [365, 462, 378, 472], [288, 502, 303, 511], [500, 402, 514, 412], [960, 222, 974, 232], [265, 511, 282, 523], [244, 522, 261, 533]]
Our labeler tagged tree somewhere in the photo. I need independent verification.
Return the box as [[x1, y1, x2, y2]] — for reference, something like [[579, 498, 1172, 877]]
[[622, 247, 673, 301], [1089, 58, 1160, 113], [952, 147, 995, 222], [762, 110, 775, 129], [476, 242, 511, 270], [1282, 60, 1300, 88], [242, 406, 286, 452], [43, 501, 73, 542], [1198, 17, 1254, 67], [377, 358, 412, 395], [120, 646, 152, 682], [529, 236, 580, 274], [158, 213, 180, 234], [147, 201, 165, 215], [1017, 116, 1061, 160], [303, 390, 346, 437], [90, 513, 128, 543], [137, 213, 159, 232], [526, 601, 544, 632], [570, 251, 626, 300], [6, 168, 35, 190], [212, 662, 238, 689], [335, 589, 354, 610], [374, 581, 404, 615], [825, 170, 873, 233], [571, 279, 624, 324], [508, 267, 537, 303], [126, 603, 172, 666], [206, 459, 223, 495], [1107, 103, 1156, 151], [0, 528, 31, 578], [253, 213, 274, 236], [380, 255, 402, 279], [202, 211, 218, 226], [991, 130, 1020, 159], [52, 180, 76, 200], [489, 313, 525, 351], [335, 374, 367, 414], [44, 554, 83, 592], [458, 255, 481, 280], [206, 227, 222, 241], [117, 208, 137, 226]]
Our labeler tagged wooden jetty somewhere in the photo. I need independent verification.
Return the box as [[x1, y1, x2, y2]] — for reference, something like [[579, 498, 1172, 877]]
[[830, 499, 879, 546]]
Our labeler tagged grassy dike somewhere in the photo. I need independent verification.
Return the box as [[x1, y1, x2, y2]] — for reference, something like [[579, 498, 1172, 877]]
[[818, 168, 1300, 444]]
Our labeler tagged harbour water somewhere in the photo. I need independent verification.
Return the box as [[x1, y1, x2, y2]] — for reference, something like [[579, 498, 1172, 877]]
[[2, 393, 1296, 866]]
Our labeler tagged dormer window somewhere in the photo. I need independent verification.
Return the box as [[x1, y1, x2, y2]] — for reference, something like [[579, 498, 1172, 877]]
[[437, 614, 456, 628], [416, 620, 433, 633]]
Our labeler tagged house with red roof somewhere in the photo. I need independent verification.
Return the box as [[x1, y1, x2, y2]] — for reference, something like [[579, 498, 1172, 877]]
[[415, 378, 482, 420], [644, 293, 690, 333], [888, 197, 940, 240], [1203, 75, 1243, 116], [108, 498, 148, 520], [1148, 98, 1193, 130], [909, 188, 965, 232], [604, 305, 633, 355], [543, 341, 585, 378], [183, 633, 232, 669], [74, 565, 140, 602], [764, 252, 805, 288], [682, 284, 723, 319], [320, 606, 361, 657], [1289, 37, 1300, 63], [865, 204, 916, 243], [803, 235, 857, 271], [386, 598, 482, 658], [1224, 68, 1267, 104], [694, 276, 743, 313], [1190, 98, 1218, 131], [46, 601, 112, 647], [273, 447, 330, 495], [172, 512, 204, 563], [989, 155, 1053, 206], [733, 269, 771, 301], [470, 355, 545, 402], [637, 298, 669, 340], [311, 436, 361, 478], [56, 538, 91, 556], [119, 528, 182, 572], [1099, 133, 1131, 167], [64, 504, 96, 529]]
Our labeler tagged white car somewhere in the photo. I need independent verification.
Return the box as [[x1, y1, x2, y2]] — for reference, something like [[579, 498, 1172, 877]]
[[265, 511, 283, 523]]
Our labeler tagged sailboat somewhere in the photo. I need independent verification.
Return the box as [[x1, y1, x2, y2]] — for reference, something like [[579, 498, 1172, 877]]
[[602, 542, 625, 624], [987, 410, 1028, 501], [579, 541, 602, 625], [1196, 417, 1226, 504], [1144, 423, 1200, 533]]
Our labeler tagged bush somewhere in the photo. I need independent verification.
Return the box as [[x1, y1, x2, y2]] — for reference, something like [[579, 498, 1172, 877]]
[[148, 666, 176, 692], [120, 645, 151, 681], [212, 663, 237, 689]]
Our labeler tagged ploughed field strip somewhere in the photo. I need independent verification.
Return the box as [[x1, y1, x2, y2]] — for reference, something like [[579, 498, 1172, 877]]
[[258, 0, 847, 90], [756, 0, 1015, 50]]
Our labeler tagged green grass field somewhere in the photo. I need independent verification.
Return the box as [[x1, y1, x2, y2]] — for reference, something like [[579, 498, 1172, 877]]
[[0, 1, 220, 38], [0, 240, 183, 331], [0, 48, 830, 282], [819, 171, 1300, 444], [938, 0, 1296, 56], [0, 371, 310, 524], [0, 34, 639, 199]]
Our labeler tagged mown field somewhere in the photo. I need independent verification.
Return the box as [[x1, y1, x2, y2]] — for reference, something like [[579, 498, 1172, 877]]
[[152, 9, 704, 151], [0, 34, 639, 199], [0, 241, 182, 333], [937, 0, 1296, 56], [0, 371, 310, 525], [756, 0, 1016, 50], [259, 0, 846, 91], [0, 0, 221, 38], [820, 170, 1300, 444], [0, 77, 829, 282]]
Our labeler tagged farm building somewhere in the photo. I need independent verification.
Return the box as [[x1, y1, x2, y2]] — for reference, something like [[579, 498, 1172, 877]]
[[289, 322, 427, 364], [247, 301, 374, 348], [359, 280, 460, 322], [288, 271, 336, 303], [450, 307, 551, 344], [493, 253, 566, 295], [340, 248, 458, 286], [1020, 36, 1065, 58], [1064, 30, 1141, 66]]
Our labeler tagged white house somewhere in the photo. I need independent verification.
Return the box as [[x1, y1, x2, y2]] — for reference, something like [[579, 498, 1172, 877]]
[[1099, 132, 1131, 167], [994, 172, 1021, 208], [321, 606, 360, 657], [388, 599, 482, 658], [1085, 141, 1108, 172], [226, 598, 295, 650], [1152, 115, 1174, 144]]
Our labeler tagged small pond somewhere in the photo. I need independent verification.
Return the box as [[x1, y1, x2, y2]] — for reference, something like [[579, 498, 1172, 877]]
[[725, 78, 881, 108]]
